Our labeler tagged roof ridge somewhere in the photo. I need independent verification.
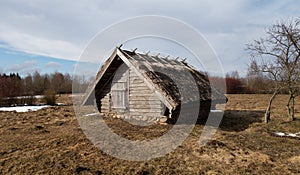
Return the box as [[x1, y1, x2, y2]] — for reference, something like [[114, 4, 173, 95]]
[[121, 48, 186, 62]]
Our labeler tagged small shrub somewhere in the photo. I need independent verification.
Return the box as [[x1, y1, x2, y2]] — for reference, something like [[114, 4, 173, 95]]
[[43, 90, 57, 105]]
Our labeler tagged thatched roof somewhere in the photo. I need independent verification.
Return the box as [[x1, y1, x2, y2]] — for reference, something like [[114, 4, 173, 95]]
[[82, 47, 226, 110]]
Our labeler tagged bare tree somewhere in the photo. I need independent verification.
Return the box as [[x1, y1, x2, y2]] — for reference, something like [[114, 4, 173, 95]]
[[32, 71, 45, 95], [23, 74, 33, 95], [246, 62, 273, 94], [247, 18, 300, 123], [225, 71, 245, 94]]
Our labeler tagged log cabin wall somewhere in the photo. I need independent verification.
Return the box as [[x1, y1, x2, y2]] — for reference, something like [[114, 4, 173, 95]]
[[98, 63, 165, 118], [128, 67, 165, 118], [98, 83, 111, 113]]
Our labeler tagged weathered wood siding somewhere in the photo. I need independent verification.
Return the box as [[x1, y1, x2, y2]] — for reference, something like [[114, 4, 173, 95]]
[[99, 83, 111, 113], [109, 64, 129, 113], [98, 63, 165, 117], [128, 67, 165, 117], [98, 63, 129, 114]]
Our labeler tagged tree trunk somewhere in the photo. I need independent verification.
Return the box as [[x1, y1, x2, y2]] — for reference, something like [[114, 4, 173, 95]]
[[287, 94, 295, 121], [265, 91, 277, 123]]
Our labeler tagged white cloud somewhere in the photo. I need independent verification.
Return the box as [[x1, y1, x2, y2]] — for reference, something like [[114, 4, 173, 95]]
[[45, 62, 61, 69], [5, 60, 38, 74], [0, 0, 299, 75], [0, 27, 81, 60]]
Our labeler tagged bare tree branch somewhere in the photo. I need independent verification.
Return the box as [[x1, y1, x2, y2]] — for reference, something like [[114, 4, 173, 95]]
[[246, 18, 300, 122]]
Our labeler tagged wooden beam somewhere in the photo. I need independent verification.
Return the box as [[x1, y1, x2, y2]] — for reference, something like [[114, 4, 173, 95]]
[[95, 68, 118, 97], [132, 48, 137, 53]]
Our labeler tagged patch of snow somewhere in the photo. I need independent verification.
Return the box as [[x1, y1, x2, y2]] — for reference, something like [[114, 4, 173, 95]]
[[210, 110, 223, 113], [0, 105, 49, 112], [84, 113, 99, 117], [34, 95, 44, 99], [288, 133, 297, 137], [56, 103, 64, 106], [70, 94, 83, 97], [12, 95, 44, 99], [274, 132, 285, 136], [273, 131, 300, 137]]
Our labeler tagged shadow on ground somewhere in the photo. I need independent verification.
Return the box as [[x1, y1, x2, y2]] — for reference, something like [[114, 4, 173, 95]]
[[169, 109, 264, 132], [218, 110, 264, 132]]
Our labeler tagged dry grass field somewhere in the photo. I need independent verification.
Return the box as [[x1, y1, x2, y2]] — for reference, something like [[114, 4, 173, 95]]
[[0, 94, 300, 174]]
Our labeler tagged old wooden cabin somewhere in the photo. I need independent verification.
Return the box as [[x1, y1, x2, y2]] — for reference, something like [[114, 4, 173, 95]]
[[82, 47, 226, 122]]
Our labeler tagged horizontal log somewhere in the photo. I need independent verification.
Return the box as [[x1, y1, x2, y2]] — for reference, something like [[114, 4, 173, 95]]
[[100, 101, 110, 105], [129, 104, 163, 109], [129, 84, 148, 87], [100, 99, 110, 102], [100, 99, 110, 103], [101, 102, 111, 106], [129, 91, 151, 95], [129, 78, 140, 81], [129, 97, 161, 102], [100, 100, 110, 104], [129, 100, 162, 105], [129, 77, 140, 81], [101, 109, 110, 112], [129, 108, 163, 113], [129, 78, 144, 82], [101, 105, 110, 108], [129, 94, 156, 97], [129, 96, 159, 101], [129, 86, 151, 90], [100, 102, 110, 105], [129, 112, 162, 117], [129, 86, 148, 90], [129, 91, 153, 95], [130, 82, 143, 85], [129, 87, 151, 90], [129, 77, 144, 81]]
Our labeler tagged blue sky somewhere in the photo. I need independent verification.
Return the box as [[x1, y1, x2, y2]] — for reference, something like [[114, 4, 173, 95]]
[[0, 47, 76, 75], [0, 0, 299, 77]]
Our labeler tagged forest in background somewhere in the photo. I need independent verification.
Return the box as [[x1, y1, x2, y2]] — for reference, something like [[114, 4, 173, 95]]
[[0, 71, 91, 97], [210, 70, 276, 94], [1, 62, 298, 107], [0, 71, 90, 106], [0, 69, 284, 99]]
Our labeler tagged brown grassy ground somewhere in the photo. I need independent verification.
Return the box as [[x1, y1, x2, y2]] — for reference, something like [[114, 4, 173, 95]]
[[0, 94, 300, 174]]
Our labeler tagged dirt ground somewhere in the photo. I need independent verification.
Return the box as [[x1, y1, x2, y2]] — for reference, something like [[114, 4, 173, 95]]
[[0, 94, 300, 174]]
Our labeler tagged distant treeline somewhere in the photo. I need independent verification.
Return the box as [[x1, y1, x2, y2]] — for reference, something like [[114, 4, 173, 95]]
[[0, 71, 90, 99], [210, 70, 291, 94], [0, 69, 295, 99]]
